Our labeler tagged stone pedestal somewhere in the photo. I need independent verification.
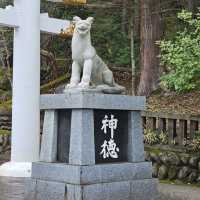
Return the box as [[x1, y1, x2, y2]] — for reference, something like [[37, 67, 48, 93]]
[[27, 93, 158, 200]]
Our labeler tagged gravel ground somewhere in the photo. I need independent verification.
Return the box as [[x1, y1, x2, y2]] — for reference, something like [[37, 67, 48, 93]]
[[158, 183, 200, 200]]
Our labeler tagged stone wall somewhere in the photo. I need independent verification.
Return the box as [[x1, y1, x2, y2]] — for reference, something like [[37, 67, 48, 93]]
[[0, 112, 11, 160], [145, 146, 200, 184]]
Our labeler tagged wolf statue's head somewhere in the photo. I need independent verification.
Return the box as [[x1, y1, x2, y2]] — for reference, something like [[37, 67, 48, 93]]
[[73, 16, 94, 36]]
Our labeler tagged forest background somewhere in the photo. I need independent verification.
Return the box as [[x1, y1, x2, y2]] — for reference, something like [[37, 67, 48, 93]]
[[0, 0, 199, 105]]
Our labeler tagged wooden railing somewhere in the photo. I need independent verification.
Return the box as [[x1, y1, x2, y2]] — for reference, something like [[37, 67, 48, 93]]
[[142, 111, 200, 146]]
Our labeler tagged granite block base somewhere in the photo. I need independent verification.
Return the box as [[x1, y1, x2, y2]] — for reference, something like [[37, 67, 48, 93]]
[[32, 94, 158, 199], [28, 162, 158, 200], [27, 178, 158, 200]]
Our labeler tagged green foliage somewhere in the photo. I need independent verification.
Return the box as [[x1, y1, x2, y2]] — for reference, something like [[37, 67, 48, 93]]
[[188, 139, 200, 152], [188, 131, 200, 152], [144, 129, 160, 145], [41, 1, 131, 67], [0, 129, 11, 136], [144, 129, 168, 145], [159, 131, 168, 145], [0, 100, 12, 112], [0, 68, 11, 91], [194, 130, 200, 140], [40, 74, 70, 93], [158, 10, 200, 93]]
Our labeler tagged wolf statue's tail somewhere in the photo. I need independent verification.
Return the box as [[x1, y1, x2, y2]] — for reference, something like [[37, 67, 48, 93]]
[[96, 82, 126, 94]]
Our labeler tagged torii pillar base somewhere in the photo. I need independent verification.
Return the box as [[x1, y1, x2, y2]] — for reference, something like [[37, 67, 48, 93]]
[[0, 162, 32, 177], [26, 93, 158, 200]]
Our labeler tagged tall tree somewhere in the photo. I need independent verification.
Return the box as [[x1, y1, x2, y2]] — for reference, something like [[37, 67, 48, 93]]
[[128, 0, 138, 95], [187, 0, 197, 13], [137, 0, 162, 96], [122, 0, 128, 34]]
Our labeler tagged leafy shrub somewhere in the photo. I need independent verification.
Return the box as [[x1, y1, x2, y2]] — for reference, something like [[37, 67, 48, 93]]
[[144, 129, 168, 145], [0, 129, 11, 136], [188, 139, 200, 152], [158, 10, 200, 93], [144, 129, 160, 145], [159, 131, 168, 145], [188, 131, 200, 152]]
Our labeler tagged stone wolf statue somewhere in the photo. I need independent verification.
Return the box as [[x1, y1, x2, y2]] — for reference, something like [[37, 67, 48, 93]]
[[65, 16, 126, 94]]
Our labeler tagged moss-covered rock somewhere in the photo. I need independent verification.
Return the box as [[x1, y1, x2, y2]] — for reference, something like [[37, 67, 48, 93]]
[[150, 152, 160, 163], [152, 163, 160, 178], [178, 166, 191, 180], [160, 152, 169, 165], [168, 166, 178, 180], [168, 152, 181, 166], [188, 171, 198, 183], [189, 156, 200, 168], [158, 165, 168, 180], [180, 154, 190, 165], [144, 151, 151, 162]]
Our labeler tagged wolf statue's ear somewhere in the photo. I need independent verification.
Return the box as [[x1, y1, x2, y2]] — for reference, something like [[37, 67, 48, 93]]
[[87, 17, 94, 24], [73, 16, 81, 24]]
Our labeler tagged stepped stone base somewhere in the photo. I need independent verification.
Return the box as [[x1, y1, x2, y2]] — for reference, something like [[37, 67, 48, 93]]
[[26, 178, 158, 200], [26, 162, 158, 200], [27, 94, 158, 200]]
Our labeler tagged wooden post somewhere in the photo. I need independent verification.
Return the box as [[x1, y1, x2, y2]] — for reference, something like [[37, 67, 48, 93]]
[[178, 120, 187, 146], [158, 118, 166, 133], [190, 120, 198, 139], [146, 117, 156, 130], [167, 119, 176, 145]]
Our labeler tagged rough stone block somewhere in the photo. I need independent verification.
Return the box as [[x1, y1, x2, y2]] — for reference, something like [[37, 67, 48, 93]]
[[32, 162, 81, 184], [32, 162, 152, 185], [82, 181, 131, 200], [69, 109, 95, 165], [128, 111, 145, 162], [80, 162, 152, 184], [130, 179, 159, 200], [35, 180, 66, 200], [24, 179, 37, 200], [65, 179, 158, 200], [66, 184, 82, 200], [40, 110, 58, 162], [40, 94, 146, 111]]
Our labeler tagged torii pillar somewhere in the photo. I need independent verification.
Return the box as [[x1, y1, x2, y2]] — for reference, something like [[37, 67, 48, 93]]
[[0, 0, 70, 177]]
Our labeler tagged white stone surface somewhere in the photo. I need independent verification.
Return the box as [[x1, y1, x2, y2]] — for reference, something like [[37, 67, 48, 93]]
[[11, 0, 40, 163], [0, 6, 19, 27], [65, 16, 125, 94], [0, 0, 72, 177], [40, 13, 70, 34], [0, 162, 32, 177]]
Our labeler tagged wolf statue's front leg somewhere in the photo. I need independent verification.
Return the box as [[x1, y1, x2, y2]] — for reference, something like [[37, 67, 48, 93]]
[[67, 61, 81, 88], [78, 59, 93, 88]]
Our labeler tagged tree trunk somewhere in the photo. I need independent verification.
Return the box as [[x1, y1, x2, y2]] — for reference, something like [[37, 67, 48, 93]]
[[187, 0, 196, 13], [137, 0, 162, 96], [129, 0, 137, 95], [122, 0, 128, 34]]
